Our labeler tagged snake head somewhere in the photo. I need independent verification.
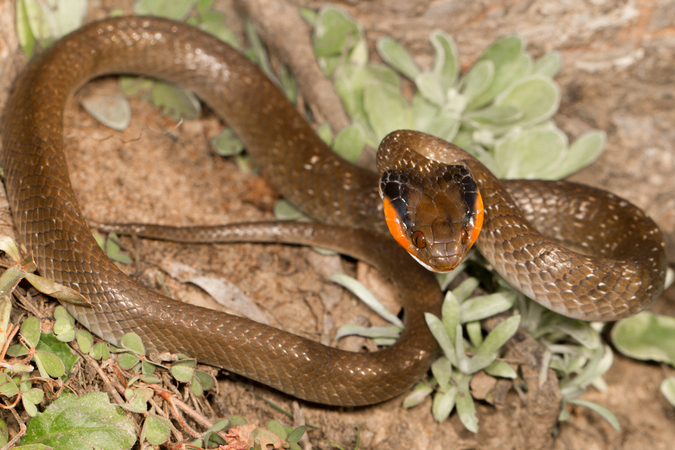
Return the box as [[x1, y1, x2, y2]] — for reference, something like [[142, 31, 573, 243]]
[[379, 165, 484, 273]]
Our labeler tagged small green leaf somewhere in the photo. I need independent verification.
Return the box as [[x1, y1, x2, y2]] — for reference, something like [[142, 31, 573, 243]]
[[430, 30, 460, 91], [543, 130, 606, 179], [402, 380, 435, 408], [431, 357, 453, 391], [363, 82, 415, 143], [611, 312, 675, 366], [273, 200, 312, 222], [38, 332, 79, 375], [91, 342, 110, 360], [425, 313, 457, 366], [171, 359, 196, 383], [452, 277, 480, 302], [568, 398, 620, 430], [459, 292, 516, 323], [76, 330, 93, 354], [117, 352, 140, 370], [133, 0, 198, 20], [20, 316, 41, 348], [16, 0, 37, 58], [141, 414, 173, 445], [0, 236, 22, 263], [484, 360, 517, 378], [331, 274, 403, 327], [22, 392, 136, 448], [7, 344, 28, 357], [0, 373, 18, 397], [377, 37, 420, 80], [431, 386, 457, 423], [34, 351, 65, 378], [266, 420, 287, 440], [492, 75, 561, 129], [194, 370, 215, 391], [333, 124, 365, 163], [80, 93, 131, 131], [313, 6, 360, 58], [455, 385, 478, 432], [53, 316, 73, 336], [459, 60, 494, 103], [494, 125, 567, 179], [533, 51, 562, 78], [211, 127, 245, 156], [197, 12, 239, 48], [150, 81, 201, 120], [287, 426, 305, 443], [120, 333, 145, 355], [661, 377, 675, 408], [440, 291, 460, 346]]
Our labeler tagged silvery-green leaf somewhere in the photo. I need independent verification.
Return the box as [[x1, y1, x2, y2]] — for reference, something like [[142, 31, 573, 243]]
[[333, 124, 365, 163], [551, 317, 601, 350], [452, 277, 479, 303], [280, 65, 298, 103], [211, 128, 245, 156], [21, 317, 41, 349], [415, 72, 446, 106], [475, 315, 520, 357], [377, 37, 420, 80], [464, 104, 522, 125], [466, 321, 483, 348], [454, 373, 478, 432], [610, 312, 675, 366], [402, 380, 435, 409], [561, 346, 613, 395], [334, 323, 401, 341], [451, 128, 474, 149], [197, 12, 239, 49], [273, 200, 311, 222], [441, 291, 460, 346], [365, 63, 402, 88], [431, 357, 453, 390], [299, 7, 317, 26], [467, 36, 532, 110], [22, 0, 87, 45], [80, 93, 130, 131], [494, 125, 567, 179], [363, 83, 415, 142], [430, 30, 460, 91], [245, 19, 273, 79], [425, 313, 457, 365], [459, 60, 494, 103], [17, 0, 37, 57], [661, 377, 675, 408], [134, 0, 197, 20], [460, 292, 516, 323], [0, 236, 21, 263], [330, 274, 403, 327], [350, 36, 369, 66], [543, 130, 606, 179], [150, 81, 201, 120], [313, 6, 360, 57], [484, 360, 517, 378], [568, 399, 620, 430], [435, 260, 467, 290], [533, 51, 562, 78], [492, 74, 560, 129], [423, 107, 461, 142], [316, 122, 333, 145], [464, 144, 499, 174], [413, 92, 440, 131], [432, 386, 458, 423]]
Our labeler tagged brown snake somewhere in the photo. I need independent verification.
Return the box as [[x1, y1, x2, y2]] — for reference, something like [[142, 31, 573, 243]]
[[0, 17, 668, 406]]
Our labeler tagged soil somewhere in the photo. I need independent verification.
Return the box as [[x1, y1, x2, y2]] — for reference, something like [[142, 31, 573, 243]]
[[0, 0, 674, 449]]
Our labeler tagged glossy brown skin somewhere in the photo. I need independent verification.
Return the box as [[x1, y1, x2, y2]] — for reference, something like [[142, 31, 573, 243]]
[[0, 18, 667, 404]]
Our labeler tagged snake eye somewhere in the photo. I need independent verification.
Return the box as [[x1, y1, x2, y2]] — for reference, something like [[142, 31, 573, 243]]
[[461, 227, 469, 244], [412, 231, 426, 249]]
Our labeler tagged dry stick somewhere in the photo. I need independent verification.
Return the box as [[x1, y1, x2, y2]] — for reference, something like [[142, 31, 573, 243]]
[[241, 0, 351, 133]]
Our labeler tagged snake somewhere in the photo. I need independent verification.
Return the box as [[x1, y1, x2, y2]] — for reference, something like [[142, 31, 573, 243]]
[[0, 17, 667, 406]]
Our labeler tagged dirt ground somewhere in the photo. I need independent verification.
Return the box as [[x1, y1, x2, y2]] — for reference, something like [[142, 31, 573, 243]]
[[0, 0, 674, 449]]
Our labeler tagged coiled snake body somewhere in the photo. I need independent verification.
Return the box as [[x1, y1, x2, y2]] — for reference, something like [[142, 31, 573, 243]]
[[1, 17, 667, 406]]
